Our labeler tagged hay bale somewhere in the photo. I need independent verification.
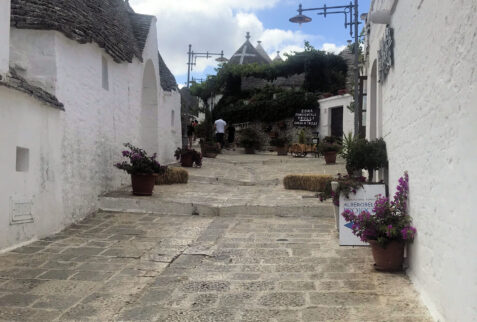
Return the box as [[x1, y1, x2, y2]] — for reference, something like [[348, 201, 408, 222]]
[[283, 174, 332, 192], [156, 167, 189, 185]]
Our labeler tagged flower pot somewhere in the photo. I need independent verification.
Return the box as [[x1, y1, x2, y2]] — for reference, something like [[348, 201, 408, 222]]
[[131, 173, 157, 196], [369, 240, 405, 271], [276, 145, 288, 156], [181, 154, 194, 167], [244, 147, 255, 154], [324, 151, 337, 164]]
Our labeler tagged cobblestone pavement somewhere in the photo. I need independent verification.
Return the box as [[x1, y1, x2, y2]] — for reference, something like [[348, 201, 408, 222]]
[[0, 213, 432, 321], [0, 153, 432, 321]]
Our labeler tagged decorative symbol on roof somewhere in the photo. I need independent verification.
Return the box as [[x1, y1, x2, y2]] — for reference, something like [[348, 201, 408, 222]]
[[246, 32, 251, 41], [378, 26, 394, 82], [232, 46, 257, 65]]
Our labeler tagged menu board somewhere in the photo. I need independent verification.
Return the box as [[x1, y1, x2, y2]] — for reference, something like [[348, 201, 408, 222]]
[[293, 109, 319, 127]]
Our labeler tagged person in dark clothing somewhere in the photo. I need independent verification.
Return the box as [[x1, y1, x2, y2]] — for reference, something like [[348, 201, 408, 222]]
[[227, 125, 236, 150], [187, 120, 194, 149]]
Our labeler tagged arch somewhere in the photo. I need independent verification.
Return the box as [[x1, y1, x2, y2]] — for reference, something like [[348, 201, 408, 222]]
[[369, 60, 378, 140], [140, 60, 159, 154]]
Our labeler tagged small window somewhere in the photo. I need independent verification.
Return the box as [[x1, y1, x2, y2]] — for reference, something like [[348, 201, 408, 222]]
[[16, 147, 29, 172], [102, 56, 109, 90], [171, 110, 175, 127]]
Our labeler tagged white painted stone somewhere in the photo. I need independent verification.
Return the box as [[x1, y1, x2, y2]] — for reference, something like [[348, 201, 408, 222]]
[[0, 18, 182, 250], [318, 94, 354, 139], [0, 0, 10, 76], [365, 0, 477, 320]]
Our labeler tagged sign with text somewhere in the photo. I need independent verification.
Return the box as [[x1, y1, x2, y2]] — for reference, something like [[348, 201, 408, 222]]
[[339, 184, 386, 246], [293, 109, 318, 127]]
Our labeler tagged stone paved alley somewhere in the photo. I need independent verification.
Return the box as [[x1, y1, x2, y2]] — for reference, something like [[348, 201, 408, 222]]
[[0, 153, 432, 321]]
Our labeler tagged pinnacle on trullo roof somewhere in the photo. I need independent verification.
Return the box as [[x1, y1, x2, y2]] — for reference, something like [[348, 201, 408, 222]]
[[229, 32, 271, 65]]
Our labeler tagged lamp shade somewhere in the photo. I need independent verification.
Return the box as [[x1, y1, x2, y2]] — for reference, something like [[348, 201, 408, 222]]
[[215, 56, 228, 63], [289, 13, 312, 24]]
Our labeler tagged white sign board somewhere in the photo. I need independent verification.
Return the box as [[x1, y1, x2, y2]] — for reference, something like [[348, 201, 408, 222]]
[[339, 184, 386, 246]]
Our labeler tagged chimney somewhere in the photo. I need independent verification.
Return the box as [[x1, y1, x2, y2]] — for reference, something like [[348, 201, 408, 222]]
[[0, 0, 10, 77]]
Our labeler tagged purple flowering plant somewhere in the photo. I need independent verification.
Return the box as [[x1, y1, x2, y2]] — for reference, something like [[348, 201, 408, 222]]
[[115, 143, 166, 175], [341, 172, 417, 246], [319, 174, 366, 206]]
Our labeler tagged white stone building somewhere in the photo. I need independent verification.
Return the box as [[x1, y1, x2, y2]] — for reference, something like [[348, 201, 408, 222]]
[[0, 0, 181, 251], [364, 0, 477, 320], [318, 94, 354, 139]]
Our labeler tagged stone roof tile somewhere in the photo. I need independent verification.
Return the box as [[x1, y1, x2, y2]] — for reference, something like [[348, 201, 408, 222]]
[[10, 0, 151, 63], [0, 69, 64, 110], [158, 52, 178, 92]]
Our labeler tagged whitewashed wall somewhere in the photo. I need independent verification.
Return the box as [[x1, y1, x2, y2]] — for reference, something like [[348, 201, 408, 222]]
[[158, 89, 182, 162], [365, 1, 477, 321], [0, 0, 10, 75], [0, 87, 63, 250], [0, 18, 181, 250], [318, 94, 354, 139]]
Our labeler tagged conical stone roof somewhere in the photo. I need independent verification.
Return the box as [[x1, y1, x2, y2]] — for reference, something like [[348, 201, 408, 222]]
[[228, 32, 270, 65], [255, 41, 272, 63], [273, 51, 284, 62]]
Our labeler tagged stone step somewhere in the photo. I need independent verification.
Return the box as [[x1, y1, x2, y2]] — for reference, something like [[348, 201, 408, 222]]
[[188, 174, 280, 187], [98, 187, 333, 218]]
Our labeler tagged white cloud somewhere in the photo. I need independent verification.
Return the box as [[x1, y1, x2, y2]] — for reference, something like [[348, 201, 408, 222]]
[[321, 43, 347, 54], [130, 0, 345, 85], [130, 0, 320, 84]]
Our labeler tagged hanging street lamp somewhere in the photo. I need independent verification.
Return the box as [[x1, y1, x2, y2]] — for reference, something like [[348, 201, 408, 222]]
[[186, 44, 227, 88], [289, 1, 362, 137]]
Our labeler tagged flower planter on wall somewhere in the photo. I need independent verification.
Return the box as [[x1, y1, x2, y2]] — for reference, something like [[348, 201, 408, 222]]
[[368, 240, 404, 271], [276, 145, 288, 156], [324, 151, 337, 164], [180, 154, 194, 167], [131, 174, 157, 196]]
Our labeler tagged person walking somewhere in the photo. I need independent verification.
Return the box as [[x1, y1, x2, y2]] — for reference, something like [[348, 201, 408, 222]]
[[214, 118, 227, 150], [227, 124, 236, 150], [187, 120, 195, 149]]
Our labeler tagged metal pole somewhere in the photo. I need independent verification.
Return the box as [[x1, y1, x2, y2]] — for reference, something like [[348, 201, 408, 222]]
[[186, 44, 192, 88], [353, 0, 360, 137]]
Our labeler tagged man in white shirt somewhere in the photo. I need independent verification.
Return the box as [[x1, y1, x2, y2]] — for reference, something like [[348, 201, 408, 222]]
[[214, 118, 227, 150]]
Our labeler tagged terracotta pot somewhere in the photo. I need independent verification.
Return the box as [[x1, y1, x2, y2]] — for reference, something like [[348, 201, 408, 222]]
[[181, 154, 194, 167], [244, 147, 255, 154], [131, 173, 157, 196], [324, 151, 337, 164], [276, 145, 288, 156], [369, 240, 405, 271]]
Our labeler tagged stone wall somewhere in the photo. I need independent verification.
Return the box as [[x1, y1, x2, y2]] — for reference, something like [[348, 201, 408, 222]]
[[365, 0, 477, 320], [241, 74, 305, 92]]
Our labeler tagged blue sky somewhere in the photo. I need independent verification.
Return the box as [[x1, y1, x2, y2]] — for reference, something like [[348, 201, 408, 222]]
[[130, 0, 371, 87]]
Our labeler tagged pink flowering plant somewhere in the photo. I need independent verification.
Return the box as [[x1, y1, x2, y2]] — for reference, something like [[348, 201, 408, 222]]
[[341, 172, 417, 246], [115, 143, 166, 175]]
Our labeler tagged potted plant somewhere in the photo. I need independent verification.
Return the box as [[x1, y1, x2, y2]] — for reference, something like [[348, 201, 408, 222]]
[[199, 139, 219, 158], [319, 136, 341, 164], [341, 172, 416, 271], [340, 132, 363, 176], [270, 136, 289, 156], [345, 137, 388, 182], [115, 143, 165, 196], [174, 148, 202, 167], [239, 128, 262, 154]]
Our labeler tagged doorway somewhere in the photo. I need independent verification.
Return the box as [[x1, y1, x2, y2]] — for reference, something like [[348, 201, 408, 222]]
[[330, 106, 343, 138]]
